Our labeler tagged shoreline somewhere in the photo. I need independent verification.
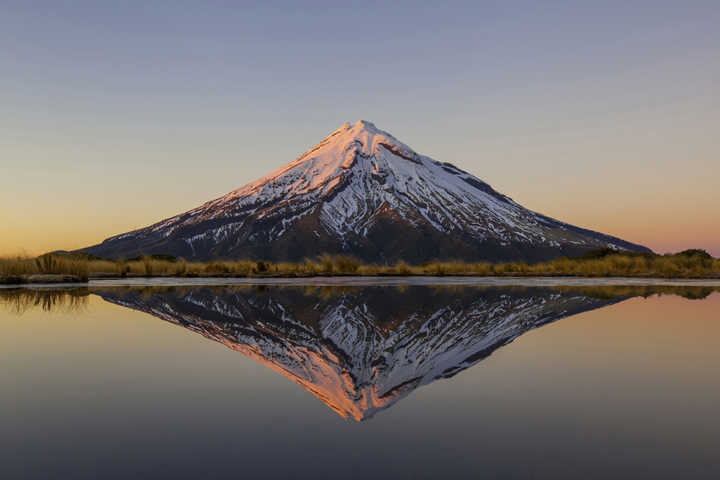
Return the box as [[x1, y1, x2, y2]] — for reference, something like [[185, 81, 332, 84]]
[[3, 275, 720, 288], [4, 251, 718, 285]]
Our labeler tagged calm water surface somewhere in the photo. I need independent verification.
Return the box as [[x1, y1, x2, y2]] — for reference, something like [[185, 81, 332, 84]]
[[2, 285, 719, 479]]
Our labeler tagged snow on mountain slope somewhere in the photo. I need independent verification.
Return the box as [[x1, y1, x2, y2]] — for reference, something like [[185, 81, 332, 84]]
[[98, 286, 626, 421], [83, 120, 650, 261], [228, 120, 519, 237]]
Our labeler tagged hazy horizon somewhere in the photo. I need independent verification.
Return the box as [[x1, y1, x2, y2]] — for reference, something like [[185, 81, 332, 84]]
[[2, 1, 719, 257]]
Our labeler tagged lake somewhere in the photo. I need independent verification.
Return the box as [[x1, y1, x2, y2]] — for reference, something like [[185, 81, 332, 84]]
[[2, 281, 719, 479]]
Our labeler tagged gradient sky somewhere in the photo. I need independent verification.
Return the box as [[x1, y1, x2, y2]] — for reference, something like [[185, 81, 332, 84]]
[[2, 1, 719, 256]]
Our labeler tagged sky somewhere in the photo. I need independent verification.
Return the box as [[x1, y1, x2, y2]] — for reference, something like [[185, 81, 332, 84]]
[[1, 0, 719, 256]]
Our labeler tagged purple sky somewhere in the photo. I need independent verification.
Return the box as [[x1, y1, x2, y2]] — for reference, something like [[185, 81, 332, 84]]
[[2, 1, 719, 255]]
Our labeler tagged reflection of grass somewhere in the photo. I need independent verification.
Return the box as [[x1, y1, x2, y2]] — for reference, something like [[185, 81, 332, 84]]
[[555, 285, 718, 300], [90, 284, 720, 301], [1, 250, 720, 283], [3, 284, 717, 315], [0, 288, 89, 314]]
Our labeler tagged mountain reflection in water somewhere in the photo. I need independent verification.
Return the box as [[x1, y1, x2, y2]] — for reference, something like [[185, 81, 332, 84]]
[[2, 285, 716, 422], [82, 285, 712, 421]]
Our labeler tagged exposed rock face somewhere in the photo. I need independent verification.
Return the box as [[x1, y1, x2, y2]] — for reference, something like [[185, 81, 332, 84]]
[[98, 286, 625, 421], [83, 121, 650, 262]]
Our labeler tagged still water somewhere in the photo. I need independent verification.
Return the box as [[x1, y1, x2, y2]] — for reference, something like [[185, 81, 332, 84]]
[[2, 284, 719, 479]]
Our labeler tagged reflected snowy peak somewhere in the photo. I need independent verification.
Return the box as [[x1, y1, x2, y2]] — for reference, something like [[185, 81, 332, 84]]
[[97, 286, 627, 421]]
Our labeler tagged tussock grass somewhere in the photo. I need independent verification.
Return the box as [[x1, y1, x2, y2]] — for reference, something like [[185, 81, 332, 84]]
[[0, 256, 36, 277], [0, 254, 88, 281], [1, 250, 719, 284]]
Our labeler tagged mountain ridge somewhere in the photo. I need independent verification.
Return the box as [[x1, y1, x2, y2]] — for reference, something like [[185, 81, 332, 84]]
[[82, 120, 650, 262]]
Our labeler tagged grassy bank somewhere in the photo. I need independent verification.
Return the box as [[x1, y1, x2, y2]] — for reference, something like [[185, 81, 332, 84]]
[[0, 254, 89, 284], [1, 250, 719, 284]]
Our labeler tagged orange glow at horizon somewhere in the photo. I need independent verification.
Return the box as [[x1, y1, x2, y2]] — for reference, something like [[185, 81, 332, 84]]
[[2, 2, 719, 258], [1, 195, 717, 257]]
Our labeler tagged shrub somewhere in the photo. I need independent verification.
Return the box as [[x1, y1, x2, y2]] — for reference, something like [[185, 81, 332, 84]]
[[174, 261, 187, 276], [142, 256, 154, 276], [333, 255, 360, 274], [677, 249, 713, 259], [205, 262, 230, 274]]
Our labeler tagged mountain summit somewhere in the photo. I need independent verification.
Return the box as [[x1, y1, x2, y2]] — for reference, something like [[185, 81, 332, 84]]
[[83, 120, 649, 262]]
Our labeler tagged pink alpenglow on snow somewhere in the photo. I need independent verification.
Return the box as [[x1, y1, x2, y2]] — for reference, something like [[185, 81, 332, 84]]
[[82, 121, 651, 263]]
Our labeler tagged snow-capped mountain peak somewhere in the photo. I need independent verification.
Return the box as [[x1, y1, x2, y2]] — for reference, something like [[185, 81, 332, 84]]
[[83, 121, 650, 261], [229, 119, 419, 199]]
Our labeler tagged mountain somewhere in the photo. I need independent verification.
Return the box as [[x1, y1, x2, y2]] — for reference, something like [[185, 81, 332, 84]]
[[97, 285, 627, 421], [83, 120, 650, 262]]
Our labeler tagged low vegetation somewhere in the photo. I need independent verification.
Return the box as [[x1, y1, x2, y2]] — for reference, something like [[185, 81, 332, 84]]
[[0, 253, 89, 283], [1, 249, 719, 284]]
